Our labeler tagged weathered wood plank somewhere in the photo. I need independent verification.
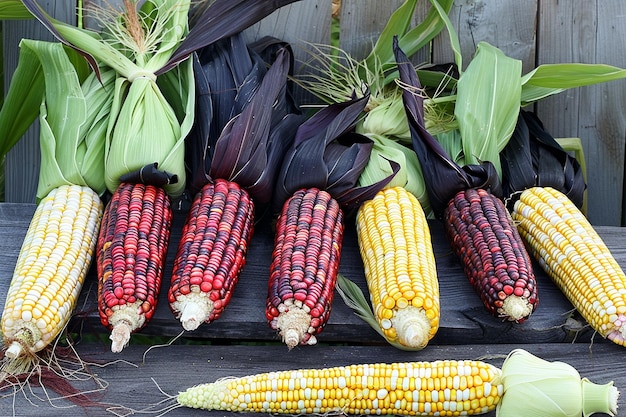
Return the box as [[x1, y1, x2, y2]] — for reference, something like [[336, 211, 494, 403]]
[[431, 0, 537, 74], [4, 342, 624, 416], [1, 202, 621, 348], [535, 0, 626, 226]]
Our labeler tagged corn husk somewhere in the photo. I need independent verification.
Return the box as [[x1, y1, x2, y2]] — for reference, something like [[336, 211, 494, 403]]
[[186, 31, 303, 206], [273, 94, 397, 214], [21, 0, 192, 196], [15, 39, 108, 199], [498, 349, 618, 417], [500, 110, 586, 209], [0, 1, 33, 19], [395, 38, 501, 218]]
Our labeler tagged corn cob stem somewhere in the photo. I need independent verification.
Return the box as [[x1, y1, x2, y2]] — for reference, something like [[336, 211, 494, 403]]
[[512, 186, 626, 346], [169, 179, 255, 331], [266, 188, 344, 348]]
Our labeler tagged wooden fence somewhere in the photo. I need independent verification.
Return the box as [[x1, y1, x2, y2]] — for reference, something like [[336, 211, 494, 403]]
[[3, 0, 626, 226]]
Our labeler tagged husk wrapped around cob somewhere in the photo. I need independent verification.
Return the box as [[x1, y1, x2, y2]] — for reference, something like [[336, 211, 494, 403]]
[[395, 38, 539, 323]]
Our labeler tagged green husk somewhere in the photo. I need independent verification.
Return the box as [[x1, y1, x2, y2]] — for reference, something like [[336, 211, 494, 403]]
[[17, 39, 107, 199], [453, 42, 522, 176], [498, 349, 618, 417], [356, 133, 431, 217], [0, 1, 33, 19]]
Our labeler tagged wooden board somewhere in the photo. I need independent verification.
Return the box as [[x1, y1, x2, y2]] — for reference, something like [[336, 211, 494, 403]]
[[3, 342, 624, 416], [0, 202, 620, 348]]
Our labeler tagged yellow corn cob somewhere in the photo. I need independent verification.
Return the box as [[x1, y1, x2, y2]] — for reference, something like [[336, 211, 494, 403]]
[[511, 186, 626, 346], [356, 186, 439, 350], [1, 184, 103, 371], [177, 359, 503, 415]]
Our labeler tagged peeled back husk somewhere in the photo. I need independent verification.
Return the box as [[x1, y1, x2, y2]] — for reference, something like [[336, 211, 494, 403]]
[[498, 349, 618, 417]]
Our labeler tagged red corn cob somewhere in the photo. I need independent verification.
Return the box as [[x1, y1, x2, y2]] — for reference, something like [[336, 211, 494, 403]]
[[444, 188, 538, 322], [168, 179, 255, 331], [97, 182, 172, 352], [266, 188, 344, 348]]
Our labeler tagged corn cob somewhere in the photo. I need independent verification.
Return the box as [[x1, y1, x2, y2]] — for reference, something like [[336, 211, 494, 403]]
[[169, 179, 255, 331], [444, 188, 538, 322], [177, 358, 503, 415], [266, 188, 344, 348], [356, 186, 439, 350], [1, 185, 103, 370], [96, 182, 172, 353], [511, 186, 626, 346]]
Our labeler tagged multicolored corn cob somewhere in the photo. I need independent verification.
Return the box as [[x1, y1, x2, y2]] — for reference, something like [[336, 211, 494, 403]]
[[512, 186, 626, 346], [168, 179, 255, 331], [444, 188, 538, 322], [356, 186, 439, 350], [177, 358, 503, 415], [1, 185, 103, 370], [266, 188, 344, 348], [96, 182, 172, 353]]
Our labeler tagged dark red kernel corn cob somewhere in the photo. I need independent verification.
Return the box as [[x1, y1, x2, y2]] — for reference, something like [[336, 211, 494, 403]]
[[266, 188, 344, 348], [168, 179, 255, 331], [444, 188, 538, 322], [97, 182, 172, 352]]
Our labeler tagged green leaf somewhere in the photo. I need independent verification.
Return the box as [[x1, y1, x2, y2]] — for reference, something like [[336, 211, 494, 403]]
[[366, 0, 455, 77], [0, 1, 33, 19], [0, 40, 44, 158], [335, 274, 383, 338], [520, 62, 626, 105]]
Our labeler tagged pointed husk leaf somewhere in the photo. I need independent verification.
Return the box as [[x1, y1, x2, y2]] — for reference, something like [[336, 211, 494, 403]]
[[208, 46, 302, 205]]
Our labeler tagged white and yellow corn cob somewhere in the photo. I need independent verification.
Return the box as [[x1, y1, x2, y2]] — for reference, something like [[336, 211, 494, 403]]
[[511, 186, 626, 346], [356, 186, 439, 350], [1, 184, 103, 368], [178, 359, 503, 415]]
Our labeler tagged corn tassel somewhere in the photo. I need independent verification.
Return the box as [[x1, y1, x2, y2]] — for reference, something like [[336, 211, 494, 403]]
[[356, 186, 439, 350], [177, 358, 503, 415], [445, 188, 538, 322], [169, 179, 255, 331], [1, 185, 103, 373], [511, 186, 626, 346], [97, 182, 172, 353], [266, 188, 344, 348]]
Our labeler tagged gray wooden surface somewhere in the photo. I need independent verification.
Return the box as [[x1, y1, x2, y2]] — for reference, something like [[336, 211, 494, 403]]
[[3, 343, 625, 417], [0, 203, 610, 347], [1, 201, 626, 416], [4, 1, 626, 225]]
